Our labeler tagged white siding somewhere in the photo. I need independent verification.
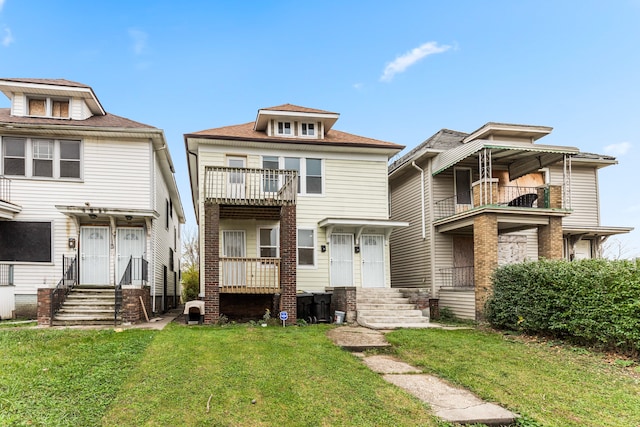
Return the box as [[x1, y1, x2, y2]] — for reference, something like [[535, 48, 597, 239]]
[[550, 165, 600, 227], [432, 171, 455, 293], [438, 288, 475, 320], [0, 286, 15, 319]]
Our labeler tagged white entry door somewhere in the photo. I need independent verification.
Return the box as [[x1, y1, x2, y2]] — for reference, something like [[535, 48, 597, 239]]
[[116, 228, 145, 285], [330, 233, 353, 286], [80, 226, 110, 285], [223, 230, 246, 286], [362, 234, 385, 287], [227, 156, 246, 199]]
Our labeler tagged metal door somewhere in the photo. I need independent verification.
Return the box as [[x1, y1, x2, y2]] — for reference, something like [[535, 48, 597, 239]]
[[361, 234, 385, 287], [80, 226, 110, 285], [116, 227, 145, 285], [330, 233, 353, 286], [223, 230, 246, 286]]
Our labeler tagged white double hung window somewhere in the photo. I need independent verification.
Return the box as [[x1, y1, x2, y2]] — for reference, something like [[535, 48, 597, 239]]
[[259, 227, 279, 258], [33, 140, 54, 177], [1, 136, 81, 179], [261, 156, 323, 196]]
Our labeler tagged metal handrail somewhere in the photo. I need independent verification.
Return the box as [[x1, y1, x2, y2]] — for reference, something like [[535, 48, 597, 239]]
[[50, 255, 78, 325], [0, 264, 13, 286], [438, 266, 475, 288]]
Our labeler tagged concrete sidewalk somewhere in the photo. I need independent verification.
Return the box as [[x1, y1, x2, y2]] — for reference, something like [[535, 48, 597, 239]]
[[327, 326, 518, 426]]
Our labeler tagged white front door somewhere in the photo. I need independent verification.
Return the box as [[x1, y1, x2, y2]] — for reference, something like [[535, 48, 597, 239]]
[[362, 234, 385, 287], [80, 226, 110, 285], [330, 233, 353, 286], [116, 227, 145, 285], [227, 156, 246, 199], [223, 230, 246, 286]]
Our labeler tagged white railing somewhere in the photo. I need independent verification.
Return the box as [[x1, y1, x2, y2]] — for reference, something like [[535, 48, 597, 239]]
[[204, 167, 297, 205], [220, 257, 281, 293]]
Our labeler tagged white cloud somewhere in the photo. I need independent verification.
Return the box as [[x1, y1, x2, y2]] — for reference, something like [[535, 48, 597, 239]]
[[0, 0, 5, 12], [604, 141, 632, 156], [2, 26, 13, 47], [380, 41, 451, 82], [128, 29, 148, 55]]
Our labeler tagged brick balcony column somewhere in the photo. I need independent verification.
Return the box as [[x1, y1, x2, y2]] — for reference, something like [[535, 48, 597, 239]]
[[473, 213, 498, 320], [204, 202, 220, 324], [538, 216, 563, 260], [279, 204, 297, 324]]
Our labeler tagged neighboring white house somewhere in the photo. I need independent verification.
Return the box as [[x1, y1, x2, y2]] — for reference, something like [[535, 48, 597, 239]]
[[185, 104, 407, 324], [388, 122, 633, 320], [0, 78, 184, 323]]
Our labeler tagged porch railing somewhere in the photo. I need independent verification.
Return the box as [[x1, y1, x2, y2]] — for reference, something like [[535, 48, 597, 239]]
[[50, 255, 78, 325], [434, 185, 553, 220], [220, 257, 280, 293], [0, 176, 10, 202], [204, 166, 297, 205], [0, 264, 14, 286], [439, 266, 474, 288]]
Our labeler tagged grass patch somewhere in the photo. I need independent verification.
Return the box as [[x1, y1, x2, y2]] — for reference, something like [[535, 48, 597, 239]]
[[103, 323, 436, 426], [386, 328, 640, 427], [0, 327, 154, 426], [0, 320, 37, 328]]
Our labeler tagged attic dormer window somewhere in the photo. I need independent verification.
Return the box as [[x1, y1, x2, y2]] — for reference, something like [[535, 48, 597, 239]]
[[277, 121, 292, 136], [27, 97, 69, 118], [301, 123, 315, 136]]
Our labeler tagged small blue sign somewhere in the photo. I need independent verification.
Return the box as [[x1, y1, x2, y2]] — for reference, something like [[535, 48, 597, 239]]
[[279, 311, 288, 321]]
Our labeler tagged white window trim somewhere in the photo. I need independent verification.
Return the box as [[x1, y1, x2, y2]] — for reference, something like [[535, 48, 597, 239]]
[[299, 122, 316, 138], [0, 136, 82, 181], [27, 96, 70, 119], [260, 155, 324, 196], [257, 226, 280, 258], [276, 121, 293, 136], [297, 227, 317, 269]]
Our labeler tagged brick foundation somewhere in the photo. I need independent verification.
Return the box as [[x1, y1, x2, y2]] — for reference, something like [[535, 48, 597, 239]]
[[329, 287, 357, 323], [37, 288, 53, 326], [473, 213, 498, 320], [121, 287, 152, 323]]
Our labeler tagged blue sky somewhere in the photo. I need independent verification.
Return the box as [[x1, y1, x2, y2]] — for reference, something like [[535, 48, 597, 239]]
[[1, 0, 639, 257]]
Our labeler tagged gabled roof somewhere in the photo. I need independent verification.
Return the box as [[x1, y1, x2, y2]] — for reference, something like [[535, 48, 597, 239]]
[[187, 121, 403, 150], [0, 78, 105, 116], [254, 103, 340, 132], [260, 104, 338, 115]]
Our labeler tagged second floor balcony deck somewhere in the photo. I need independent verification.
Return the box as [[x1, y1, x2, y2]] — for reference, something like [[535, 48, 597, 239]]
[[0, 176, 21, 220], [204, 166, 297, 206]]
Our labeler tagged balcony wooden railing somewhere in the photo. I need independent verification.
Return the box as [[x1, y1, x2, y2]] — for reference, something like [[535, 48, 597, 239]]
[[434, 185, 559, 220], [220, 257, 281, 293], [0, 176, 11, 202], [204, 167, 297, 206]]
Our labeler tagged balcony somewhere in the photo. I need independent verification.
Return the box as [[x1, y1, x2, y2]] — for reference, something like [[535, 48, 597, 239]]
[[434, 184, 562, 221], [0, 176, 10, 202], [220, 257, 281, 294], [204, 167, 297, 206]]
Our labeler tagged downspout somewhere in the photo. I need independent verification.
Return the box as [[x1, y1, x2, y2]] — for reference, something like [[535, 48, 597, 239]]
[[411, 162, 426, 239], [150, 140, 156, 313]]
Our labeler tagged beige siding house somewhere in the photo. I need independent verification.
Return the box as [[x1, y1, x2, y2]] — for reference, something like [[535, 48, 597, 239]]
[[185, 104, 406, 324], [0, 78, 184, 323], [389, 123, 632, 320]]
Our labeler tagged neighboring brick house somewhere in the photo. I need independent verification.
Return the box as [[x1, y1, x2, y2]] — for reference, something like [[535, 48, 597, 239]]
[[0, 78, 184, 324], [185, 104, 407, 324], [388, 122, 633, 320]]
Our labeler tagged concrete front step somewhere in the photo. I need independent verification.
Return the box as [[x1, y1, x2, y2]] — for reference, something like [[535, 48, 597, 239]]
[[356, 288, 430, 329], [358, 309, 424, 317], [357, 297, 410, 304], [57, 308, 115, 314], [360, 321, 439, 330], [51, 319, 121, 326], [357, 304, 417, 310]]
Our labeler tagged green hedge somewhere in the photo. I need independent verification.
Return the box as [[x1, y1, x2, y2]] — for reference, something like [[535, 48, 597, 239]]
[[486, 259, 640, 354]]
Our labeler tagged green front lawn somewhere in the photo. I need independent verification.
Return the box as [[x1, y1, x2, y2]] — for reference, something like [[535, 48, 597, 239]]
[[387, 328, 640, 427]]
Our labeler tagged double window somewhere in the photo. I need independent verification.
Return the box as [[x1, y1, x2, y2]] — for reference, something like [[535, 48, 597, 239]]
[[301, 123, 315, 136], [28, 97, 70, 118], [277, 121, 292, 135], [275, 121, 317, 137], [1, 137, 81, 179], [261, 156, 323, 195]]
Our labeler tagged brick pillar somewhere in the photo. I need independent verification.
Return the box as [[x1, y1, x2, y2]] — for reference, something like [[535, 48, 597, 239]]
[[37, 288, 53, 326], [538, 216, 564, 259], [474, 213, 498, 320], [330, 287, 357, 323], [204, 202, 220, 324], [472, 178, 499, 206], [279, 204, 297, 324], [537, 185, 563, 209]]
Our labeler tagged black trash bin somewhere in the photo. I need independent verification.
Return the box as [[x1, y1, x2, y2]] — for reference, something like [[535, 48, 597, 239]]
[[297, 293, 314, 323], [312, 293, 332, 323]]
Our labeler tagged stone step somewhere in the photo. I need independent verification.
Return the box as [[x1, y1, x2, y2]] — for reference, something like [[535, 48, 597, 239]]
[[57, 308, 115, 314], [358, 314, 429, 323], [358, 309, 424, 318], [73, 287, 115, 292], [51, 319, 121, 326], [356, 297, 410, 304], [357, 303, 417, 310]]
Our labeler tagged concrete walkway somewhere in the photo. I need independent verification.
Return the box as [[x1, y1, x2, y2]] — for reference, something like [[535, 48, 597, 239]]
[[327, 326, 518, 426]]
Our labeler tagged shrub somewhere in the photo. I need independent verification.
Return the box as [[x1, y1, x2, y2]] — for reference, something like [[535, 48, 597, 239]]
[[486, 258, 640, 354], [181, 264, 200, 302]]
